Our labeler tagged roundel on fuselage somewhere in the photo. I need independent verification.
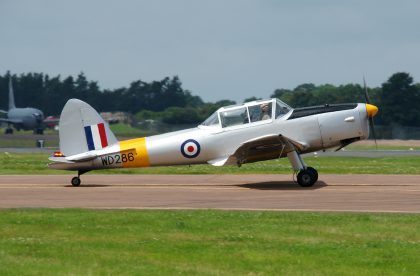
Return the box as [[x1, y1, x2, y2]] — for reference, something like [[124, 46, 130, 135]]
[[180, 139, 201, 158]]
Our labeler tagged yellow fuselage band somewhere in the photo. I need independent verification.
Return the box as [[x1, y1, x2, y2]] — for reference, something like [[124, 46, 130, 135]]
[[119, 138, 150, 168]]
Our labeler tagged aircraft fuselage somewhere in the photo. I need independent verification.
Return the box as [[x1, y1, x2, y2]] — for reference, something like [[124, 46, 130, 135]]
[[49, 103, 370, 171], [7, 107, 45, 130]]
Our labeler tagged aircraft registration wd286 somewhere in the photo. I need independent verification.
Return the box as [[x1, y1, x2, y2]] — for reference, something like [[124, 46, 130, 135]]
[[49, 95, 378, 187]]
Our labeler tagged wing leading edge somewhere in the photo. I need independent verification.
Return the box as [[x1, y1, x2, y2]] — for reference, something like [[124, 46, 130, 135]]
[[0, 118, 23, 124]]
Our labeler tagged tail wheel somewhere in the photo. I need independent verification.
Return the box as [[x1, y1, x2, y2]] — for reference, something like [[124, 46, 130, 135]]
[[71, 177, 81, 187]]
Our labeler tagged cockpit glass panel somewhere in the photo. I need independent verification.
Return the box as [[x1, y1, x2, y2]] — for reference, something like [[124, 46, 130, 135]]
[[248, 102, 273, 122], [201, 111, 219, 126], [275, 99, 291, 118], [220, 107, 249, 128]]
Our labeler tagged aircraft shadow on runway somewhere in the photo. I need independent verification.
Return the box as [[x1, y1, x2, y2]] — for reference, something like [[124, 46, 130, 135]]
[[64, 184, 108, 188], [237, 181, 327, 190], [63, 181, 327, 189]]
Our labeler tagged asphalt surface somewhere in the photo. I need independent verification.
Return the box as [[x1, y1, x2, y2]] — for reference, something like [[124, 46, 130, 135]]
[[0, 174, 419, 213]]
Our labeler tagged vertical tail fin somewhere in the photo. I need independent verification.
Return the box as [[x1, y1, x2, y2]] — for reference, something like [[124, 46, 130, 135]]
[[8, 77, 16, 110], [58, 99, 118, 156]]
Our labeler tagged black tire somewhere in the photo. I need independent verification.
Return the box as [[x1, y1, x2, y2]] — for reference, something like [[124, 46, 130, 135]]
[[306, 167, 318, 183], [35, 129, 44, 135], [71, 177, 81, 187], [5, 128, 13, 134], [297, 169, 317, 187]]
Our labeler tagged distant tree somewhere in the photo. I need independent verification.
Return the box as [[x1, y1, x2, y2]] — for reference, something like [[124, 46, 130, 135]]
[[184, 90, 204, 107], [161, 106, 201, 124], [380, 72, 420, 126], [2, 71, 419, 128], [214, 99, 236, 107], [135, 110, 162, 121], [293, 83, 316, 93], [243, 96, 261, 103]]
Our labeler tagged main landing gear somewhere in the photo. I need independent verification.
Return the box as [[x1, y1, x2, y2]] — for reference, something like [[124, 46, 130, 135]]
[[287, 151, 318, 187], [5, 127, 13, 134], [71, 176, 81, 187], [70, 170, 89, 187], [297, 167, 318, 187]]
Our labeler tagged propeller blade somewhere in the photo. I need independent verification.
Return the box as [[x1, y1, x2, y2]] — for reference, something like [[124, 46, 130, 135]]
[[369, 117, 377, 149], [363, 77, 377, 149], [363, 76, 371, 104]]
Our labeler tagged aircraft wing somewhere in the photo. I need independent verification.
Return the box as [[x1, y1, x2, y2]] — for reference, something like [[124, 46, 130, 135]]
[[0, 118, 23, 124], [208, 134, 308, 166]]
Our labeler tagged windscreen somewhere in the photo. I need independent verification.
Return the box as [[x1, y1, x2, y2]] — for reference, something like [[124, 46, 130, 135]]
[[220, 107, 249, 128], [275, 99, 291, 118], [201, 112, 219, 126]]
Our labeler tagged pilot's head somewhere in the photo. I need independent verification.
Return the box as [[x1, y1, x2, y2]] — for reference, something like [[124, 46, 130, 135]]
[[261, 103, 269, 112]]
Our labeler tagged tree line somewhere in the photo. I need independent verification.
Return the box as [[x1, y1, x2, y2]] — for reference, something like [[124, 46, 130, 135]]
[[0, 71, 419, 127]]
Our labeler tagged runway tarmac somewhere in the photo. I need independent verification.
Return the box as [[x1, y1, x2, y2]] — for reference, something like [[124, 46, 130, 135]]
[[0, 174, 419, 213]]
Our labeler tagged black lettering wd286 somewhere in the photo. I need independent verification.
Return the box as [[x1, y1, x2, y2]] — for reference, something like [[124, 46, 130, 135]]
[[101, 153, 134, 166]]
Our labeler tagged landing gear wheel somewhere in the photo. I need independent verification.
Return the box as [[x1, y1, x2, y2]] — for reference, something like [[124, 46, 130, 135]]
[[35, 129, 44, 135], [71, 177, 81, 187], [5, 128, 13, 134], [306, 167, 318, 183], [297, 168, 318, 187]]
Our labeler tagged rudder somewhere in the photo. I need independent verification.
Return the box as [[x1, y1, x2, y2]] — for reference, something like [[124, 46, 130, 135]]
[[58, 99, 118, 156]]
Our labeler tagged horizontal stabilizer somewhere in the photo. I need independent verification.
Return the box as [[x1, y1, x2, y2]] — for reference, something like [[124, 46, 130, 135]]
[[65, 151, 98, 162], [48, 156, 74, 163]]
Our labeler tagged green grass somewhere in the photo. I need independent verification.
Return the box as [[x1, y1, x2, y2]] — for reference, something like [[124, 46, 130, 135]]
[[0, 209, 418, 275], [1, 152, 420, 175], [345, 144, 420, 151], [109, 123, 154, 137]]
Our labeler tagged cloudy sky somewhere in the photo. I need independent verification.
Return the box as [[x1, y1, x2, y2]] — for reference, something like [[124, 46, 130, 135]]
[[1, 0, 419, 102]]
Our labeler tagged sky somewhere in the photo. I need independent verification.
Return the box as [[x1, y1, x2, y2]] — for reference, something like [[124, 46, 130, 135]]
[[1, 0, 419, 103]]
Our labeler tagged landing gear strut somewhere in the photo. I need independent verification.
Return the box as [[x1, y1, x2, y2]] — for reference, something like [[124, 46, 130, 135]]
[[287, 151, 318, 187], [70, 170, 90, 187]]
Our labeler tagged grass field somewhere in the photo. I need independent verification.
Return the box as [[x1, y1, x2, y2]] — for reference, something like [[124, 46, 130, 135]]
[[345, 143, 420, 151], [1, 152, 420, 175], [0, 209, 418, 275]]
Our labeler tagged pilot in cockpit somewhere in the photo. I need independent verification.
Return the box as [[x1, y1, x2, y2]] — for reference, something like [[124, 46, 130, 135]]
[[260, 103, 271, 120]]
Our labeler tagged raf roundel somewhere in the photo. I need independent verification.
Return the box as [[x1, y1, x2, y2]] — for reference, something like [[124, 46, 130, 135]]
[[181, 139, 201, 158]]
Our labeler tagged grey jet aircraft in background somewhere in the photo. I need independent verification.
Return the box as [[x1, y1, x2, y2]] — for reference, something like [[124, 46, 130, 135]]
[[0, 77, 45, 134]]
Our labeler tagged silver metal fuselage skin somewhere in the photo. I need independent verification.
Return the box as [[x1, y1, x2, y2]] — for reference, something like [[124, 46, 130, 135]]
[[145, 103, 368, 166], [50, 103, 369, 171]]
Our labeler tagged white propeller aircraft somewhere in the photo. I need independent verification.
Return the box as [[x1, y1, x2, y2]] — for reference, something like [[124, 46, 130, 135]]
[[49, 96, 378, 187]]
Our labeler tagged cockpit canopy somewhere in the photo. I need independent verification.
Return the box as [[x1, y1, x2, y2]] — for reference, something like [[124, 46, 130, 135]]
[[201, 98, 292, 128]]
